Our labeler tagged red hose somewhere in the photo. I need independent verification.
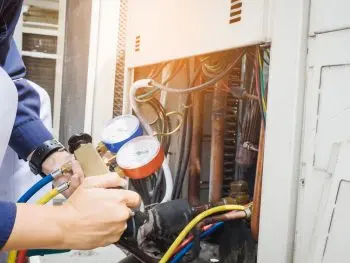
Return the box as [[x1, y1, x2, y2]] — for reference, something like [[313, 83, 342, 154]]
[[16, 250, 27, 263], [171, 224, 213, 256]]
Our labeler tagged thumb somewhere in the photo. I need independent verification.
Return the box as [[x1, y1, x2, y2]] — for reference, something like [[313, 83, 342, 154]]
[[83, 173, 128, 189]]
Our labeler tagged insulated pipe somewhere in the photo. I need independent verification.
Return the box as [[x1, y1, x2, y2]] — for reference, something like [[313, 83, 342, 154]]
[[129, 80, 173, 203], [251, 122, 265, 240], [188, 91, 204, 205], [209, 84, 227, 202]]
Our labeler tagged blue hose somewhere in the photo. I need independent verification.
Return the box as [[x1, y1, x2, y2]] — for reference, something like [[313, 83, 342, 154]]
[[169, 222, 224, 263], [19, 171, 72, 257], [18, 174, 55, 203]]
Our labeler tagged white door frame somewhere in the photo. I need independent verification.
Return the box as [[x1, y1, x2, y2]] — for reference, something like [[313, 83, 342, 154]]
[[84, 0, 121, 143], [258, 0, 310, 262]]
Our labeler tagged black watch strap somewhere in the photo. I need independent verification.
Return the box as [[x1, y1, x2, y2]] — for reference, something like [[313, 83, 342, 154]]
[[29, 139, 65, 175]]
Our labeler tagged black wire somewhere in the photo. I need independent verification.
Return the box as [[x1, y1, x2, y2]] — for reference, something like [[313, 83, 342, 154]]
[[131, 179, 151, 205], [187, 228, 201, 261], [171, 106, 188, 199], [173, 97, 193, 199], [172, 61, 201, 199], [151, 169, 164, 203], [140, 179, 151, 205]]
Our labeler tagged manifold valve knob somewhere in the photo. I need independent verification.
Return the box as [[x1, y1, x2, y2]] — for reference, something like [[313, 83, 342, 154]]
[[68, 133, 93, 153]]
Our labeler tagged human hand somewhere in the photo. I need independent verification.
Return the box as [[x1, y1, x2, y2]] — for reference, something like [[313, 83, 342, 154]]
[[42, 151, 84, 197], [58, 173, 140, 249]]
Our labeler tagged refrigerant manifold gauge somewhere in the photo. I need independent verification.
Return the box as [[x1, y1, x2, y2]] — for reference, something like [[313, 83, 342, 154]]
[[101, 115, 143, 153], [116, 136, 164, 179]]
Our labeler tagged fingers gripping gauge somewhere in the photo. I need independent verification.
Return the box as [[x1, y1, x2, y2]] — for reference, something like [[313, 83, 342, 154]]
[[101, 115, 143, 154], [116, 136, 164, 179]]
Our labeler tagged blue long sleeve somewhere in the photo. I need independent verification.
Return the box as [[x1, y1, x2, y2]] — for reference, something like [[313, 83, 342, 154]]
[[0, 0, 53, 159], [0, 201, 17, 249]]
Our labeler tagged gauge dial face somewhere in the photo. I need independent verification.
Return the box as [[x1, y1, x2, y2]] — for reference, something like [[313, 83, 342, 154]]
[[117, 136, 161, 169], [101, 115, 140, 144]]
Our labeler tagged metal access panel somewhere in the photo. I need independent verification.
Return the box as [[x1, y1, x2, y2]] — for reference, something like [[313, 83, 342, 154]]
[[126, 0, 271, 67], [293, 27, 350, 263]]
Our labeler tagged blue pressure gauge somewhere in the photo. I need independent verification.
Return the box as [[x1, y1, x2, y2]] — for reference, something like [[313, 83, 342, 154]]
[[101, 115, 143, 153]]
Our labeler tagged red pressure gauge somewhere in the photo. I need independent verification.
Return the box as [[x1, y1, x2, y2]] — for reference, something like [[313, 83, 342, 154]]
[[116, 136, 164, 179]]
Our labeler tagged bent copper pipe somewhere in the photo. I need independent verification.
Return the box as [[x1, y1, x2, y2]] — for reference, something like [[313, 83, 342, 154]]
[[251, 122, 265, 240], [188, 90, 204, 205], [209, 83, 227, 203]]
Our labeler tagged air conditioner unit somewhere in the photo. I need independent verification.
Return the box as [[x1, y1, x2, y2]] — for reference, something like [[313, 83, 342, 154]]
[[126, 0, 273, 68]]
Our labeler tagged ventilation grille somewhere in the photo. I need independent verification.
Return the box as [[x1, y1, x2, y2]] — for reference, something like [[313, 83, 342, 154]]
[[135, 35, 140, 52], [113, 0, 129, 116], [23, 33, 57, 54], [23, 56, 56, 114], [230, 0, 242, 24]]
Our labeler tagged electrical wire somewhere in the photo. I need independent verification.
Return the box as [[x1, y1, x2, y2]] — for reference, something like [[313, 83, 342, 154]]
[[130, 84, 174, 203], [159, 204, 245, 263], [172, 95, 193, 199], [150, 50, 245, 94], [9, 182, 70, 263], [257, 47, 267, 113], [136, 51, 243, 103], [170, 209, 248, 261], [137, 60, 185, 103], [253, 55, 266, 124], [151, 169, 164, 203], [169, 222, 224, 263], [154, 111, 184, 137], [172, 66, 202, 199], [171, 224, 213, 256], [186, 227, 201, 261]]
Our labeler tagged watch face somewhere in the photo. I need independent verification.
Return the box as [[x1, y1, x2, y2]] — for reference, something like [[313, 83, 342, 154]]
[[101, 115, 140, 144], [116, 136, 161, 169]]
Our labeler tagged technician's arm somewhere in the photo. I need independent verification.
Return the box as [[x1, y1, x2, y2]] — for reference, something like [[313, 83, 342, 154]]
[[1, 2, 80, 191], [2, 174, 140, 251]]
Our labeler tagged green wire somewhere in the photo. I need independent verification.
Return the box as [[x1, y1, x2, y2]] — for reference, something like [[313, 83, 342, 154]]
[[259, 66, 266, 120]]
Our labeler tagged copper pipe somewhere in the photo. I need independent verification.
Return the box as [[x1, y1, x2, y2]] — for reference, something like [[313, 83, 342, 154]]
[[188, 90, 204, 205], [209, 83, 227, 202], [204, 210, 246, 225], [251, 121, 265, 240], [196, 210, 247, 230]]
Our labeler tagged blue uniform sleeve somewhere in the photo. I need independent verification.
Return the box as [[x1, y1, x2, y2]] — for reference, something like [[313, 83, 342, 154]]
[[0, 201, 17, 249], [0, 0, 53, 159], [9, 78, 53, 159]]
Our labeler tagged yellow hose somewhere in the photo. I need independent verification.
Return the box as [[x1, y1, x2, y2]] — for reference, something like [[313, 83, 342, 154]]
[[6, 251, 16, 263], [36, 189, 60, 205], [7, 189, 60, 263], [159, 204, 245, 263]]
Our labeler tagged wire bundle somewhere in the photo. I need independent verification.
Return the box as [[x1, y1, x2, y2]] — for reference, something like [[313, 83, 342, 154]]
[[254, 46, 269, 124], [169, 222, 224, 263], [159, 204, 245, 263]]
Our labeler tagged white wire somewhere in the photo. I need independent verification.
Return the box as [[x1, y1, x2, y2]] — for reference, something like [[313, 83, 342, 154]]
[[150, 50, 245, 93], [129, 80, 173, 203]]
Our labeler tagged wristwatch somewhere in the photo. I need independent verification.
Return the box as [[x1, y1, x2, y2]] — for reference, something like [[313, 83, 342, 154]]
[[29, 139, 65, 175]]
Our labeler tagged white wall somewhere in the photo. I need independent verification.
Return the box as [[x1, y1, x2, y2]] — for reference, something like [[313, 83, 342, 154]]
[[85, 0, 121, 143]]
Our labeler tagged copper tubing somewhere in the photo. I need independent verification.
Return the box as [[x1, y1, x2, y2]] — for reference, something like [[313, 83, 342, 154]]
[[251, 122, 265, 240], [193, 197, 236, 215], [197, 210, 247, 230], [204, 210, 247, 225], [188, 91, 204, 205], [209, 83, 227, 202]]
